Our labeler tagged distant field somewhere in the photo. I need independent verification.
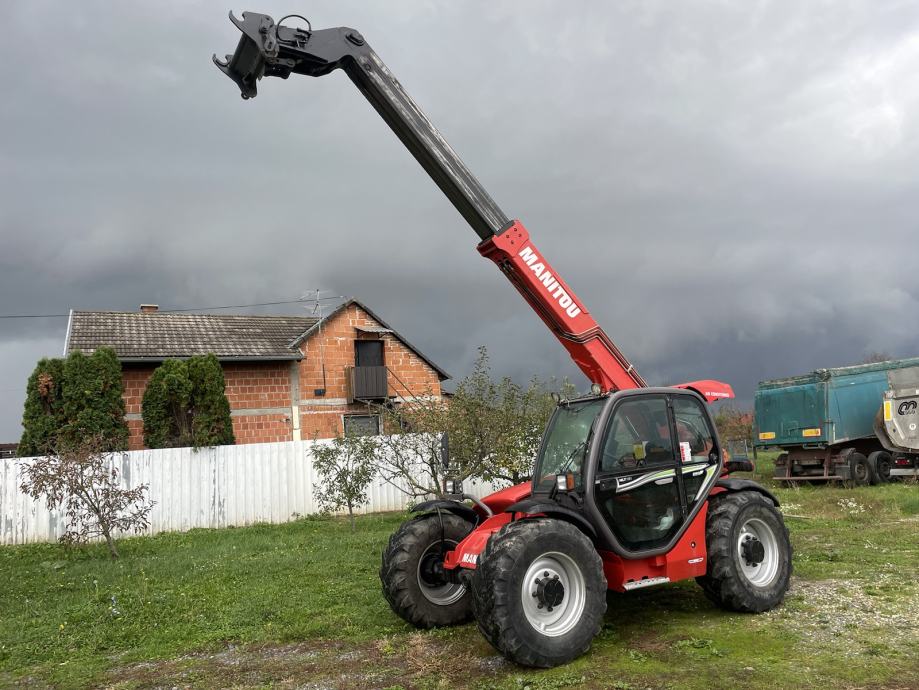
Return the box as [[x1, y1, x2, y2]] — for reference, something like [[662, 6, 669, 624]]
[[1, 462, 916, 689]]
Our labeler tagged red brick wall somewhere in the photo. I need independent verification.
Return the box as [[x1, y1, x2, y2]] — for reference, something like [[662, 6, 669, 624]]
[[122, 366, 156, 450], [116, 303, 446, 448], [296, 303, 444, 438], [222, 363, 292, 410], [232, 414, 291, 444], [120, 362, 295, 450]]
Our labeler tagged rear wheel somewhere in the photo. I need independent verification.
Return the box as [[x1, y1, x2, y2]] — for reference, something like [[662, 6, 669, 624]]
[[846, 452, 870, 487], [867, 451, 892, 485], [380, 512, 474, 628], [697, 491, 792, 613], [470, 519, 606, 668]]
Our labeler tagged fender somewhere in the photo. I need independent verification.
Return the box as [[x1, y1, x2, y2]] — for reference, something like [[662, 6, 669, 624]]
[[505, 499, 598, 541], [712, 478, 780, 507], [411, 499, 480, 525]]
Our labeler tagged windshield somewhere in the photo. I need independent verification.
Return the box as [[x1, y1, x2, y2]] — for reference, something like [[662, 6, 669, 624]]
[[533, 398, 606, 492]]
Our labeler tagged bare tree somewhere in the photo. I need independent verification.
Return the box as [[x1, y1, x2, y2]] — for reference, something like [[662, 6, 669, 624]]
[[370, 347, 570, 498], [373, 393, 452, 500], [311, 433, 377, 531], [19, 436, 154, 559], [713, 406, 754, 443]]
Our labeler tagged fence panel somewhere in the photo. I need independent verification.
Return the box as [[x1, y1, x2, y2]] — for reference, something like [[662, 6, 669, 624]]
[[0, 438, 504, 545]]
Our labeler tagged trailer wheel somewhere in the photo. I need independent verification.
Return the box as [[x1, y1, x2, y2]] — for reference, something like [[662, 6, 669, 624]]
[[697, 491, 791, 613], [380, 512, 474, 628], [470, 518, 606, 668], [846, 452, 870, 487], [867, 451, 892, 485]]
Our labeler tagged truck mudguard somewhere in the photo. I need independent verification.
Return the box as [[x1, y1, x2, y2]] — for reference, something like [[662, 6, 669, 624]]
[[505, 499, 598, 540]]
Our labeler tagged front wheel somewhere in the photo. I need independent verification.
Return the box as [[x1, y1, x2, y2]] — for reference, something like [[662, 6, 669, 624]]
[[470, 519, 606, 668], [380, 512, 474, 628], [697, 491, 792, 613]]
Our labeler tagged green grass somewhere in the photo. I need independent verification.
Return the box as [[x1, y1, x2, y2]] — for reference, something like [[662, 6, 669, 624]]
[[1, 473, 917, 689]]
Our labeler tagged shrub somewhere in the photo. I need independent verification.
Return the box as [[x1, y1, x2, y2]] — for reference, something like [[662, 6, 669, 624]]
[[18, 358, 66, 456], [142, 355, 235, 449], [187, 354, 235, 447], [19, 349, 128, 455], [60, 349, 129, 451]]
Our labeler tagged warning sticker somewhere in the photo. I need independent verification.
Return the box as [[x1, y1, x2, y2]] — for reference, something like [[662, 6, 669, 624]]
[[679, 441, 692, 463]]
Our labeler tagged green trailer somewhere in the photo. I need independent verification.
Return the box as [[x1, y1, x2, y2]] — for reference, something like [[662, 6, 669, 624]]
[[754, 357, 919, 483]]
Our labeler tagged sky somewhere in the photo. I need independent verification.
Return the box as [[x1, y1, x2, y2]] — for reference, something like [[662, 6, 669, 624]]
[[2, 1, 919, 441]]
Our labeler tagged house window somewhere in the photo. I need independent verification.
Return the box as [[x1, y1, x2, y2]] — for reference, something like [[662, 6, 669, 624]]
[[355, 339, 384, 367], [344, 414, 381, 436]]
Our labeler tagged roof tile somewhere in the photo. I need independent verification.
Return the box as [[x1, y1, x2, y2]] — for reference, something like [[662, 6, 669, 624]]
[[66, 312, 316, 360]]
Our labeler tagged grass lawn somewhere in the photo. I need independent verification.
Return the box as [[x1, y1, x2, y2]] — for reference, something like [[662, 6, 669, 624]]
[[1, 459, 917, 689]]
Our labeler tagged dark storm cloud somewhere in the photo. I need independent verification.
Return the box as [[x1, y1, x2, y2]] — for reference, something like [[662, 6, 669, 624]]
[[2, 1, 919, 438]]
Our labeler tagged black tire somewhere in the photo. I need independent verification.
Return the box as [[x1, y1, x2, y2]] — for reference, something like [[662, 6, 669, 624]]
[[696, 492, 792, 613], [470, 519, 606, 668], [867, 451, 892, 485], [380, 512, 474, 628], [846, 452, 871, 487]]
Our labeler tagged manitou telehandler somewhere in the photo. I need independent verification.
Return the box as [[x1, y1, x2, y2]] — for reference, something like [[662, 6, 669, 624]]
[[215, 12, 792, 667]]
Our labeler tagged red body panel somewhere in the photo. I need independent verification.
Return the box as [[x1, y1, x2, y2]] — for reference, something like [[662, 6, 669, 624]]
[[446, 503, 710, 590], [674, 379, 735, 403], [479, 482, 531, 515], [443, 513, 513, 570], [600, 503, 709, 591]]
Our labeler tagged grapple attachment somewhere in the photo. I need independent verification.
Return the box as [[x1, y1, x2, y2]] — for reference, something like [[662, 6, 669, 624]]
[[213, 12, 365, 99]]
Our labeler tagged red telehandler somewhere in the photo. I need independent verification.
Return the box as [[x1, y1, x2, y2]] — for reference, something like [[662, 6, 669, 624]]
[[215, 12, 791, 667]]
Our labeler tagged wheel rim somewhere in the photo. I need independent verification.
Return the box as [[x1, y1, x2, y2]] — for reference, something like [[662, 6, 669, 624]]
[[520, 552, 587, 637], [854, 461, 869, 483], [736, 518, 780, 587], [416, 541, 465, 605]]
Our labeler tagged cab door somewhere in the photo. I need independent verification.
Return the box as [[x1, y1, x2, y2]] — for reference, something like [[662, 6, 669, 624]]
[[591, 392, 719, 554]]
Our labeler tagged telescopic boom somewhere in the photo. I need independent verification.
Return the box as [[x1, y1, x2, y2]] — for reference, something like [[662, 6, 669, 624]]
[[214, 12, 733, 400]]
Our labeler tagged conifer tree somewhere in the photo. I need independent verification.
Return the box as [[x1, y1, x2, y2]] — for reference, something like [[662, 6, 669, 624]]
[[18, 358, 66, 456], [142, 355, 235, 448]]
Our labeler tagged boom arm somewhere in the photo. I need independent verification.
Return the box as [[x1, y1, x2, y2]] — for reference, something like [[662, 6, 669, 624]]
[[214, 12, 732, 400]]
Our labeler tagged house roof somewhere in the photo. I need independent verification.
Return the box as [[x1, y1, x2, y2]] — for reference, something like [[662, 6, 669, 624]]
[[65, 311, 317, 361], [63, 299, 450, 379]]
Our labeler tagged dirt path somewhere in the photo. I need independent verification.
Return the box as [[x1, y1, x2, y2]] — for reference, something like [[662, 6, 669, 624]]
[[102, 634, 510, 690]]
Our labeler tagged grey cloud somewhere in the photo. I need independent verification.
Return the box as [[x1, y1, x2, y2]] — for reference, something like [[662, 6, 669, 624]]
[[2, 1, 919, 439]]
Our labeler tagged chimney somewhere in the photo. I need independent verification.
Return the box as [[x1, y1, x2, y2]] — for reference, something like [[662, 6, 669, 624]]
[[140, 304, 159, 313]]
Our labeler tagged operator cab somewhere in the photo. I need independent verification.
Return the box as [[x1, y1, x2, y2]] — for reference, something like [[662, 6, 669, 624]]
[[533, 388, 722, 557]]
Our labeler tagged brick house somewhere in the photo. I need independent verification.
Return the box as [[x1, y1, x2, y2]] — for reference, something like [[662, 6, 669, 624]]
[[63, 300, 449, 450]]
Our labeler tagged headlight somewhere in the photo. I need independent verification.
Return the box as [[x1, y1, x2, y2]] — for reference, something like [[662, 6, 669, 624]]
[[445, 479, 463, 494]]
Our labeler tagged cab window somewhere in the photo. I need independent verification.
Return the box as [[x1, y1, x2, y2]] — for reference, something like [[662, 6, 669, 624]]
[[599, 396, 674, 473], [672, 395, 718, 504]]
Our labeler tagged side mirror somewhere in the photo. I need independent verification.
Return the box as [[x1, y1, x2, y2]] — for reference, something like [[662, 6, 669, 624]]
[[724, 458, 754, 474], [440, 432, 450, 470]]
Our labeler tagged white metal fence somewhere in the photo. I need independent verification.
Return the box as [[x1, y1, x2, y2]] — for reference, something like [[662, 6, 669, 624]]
[[0, 438, 503, 546]]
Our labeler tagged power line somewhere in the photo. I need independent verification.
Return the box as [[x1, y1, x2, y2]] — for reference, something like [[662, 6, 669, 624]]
[[0, 295, 348, 320]]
